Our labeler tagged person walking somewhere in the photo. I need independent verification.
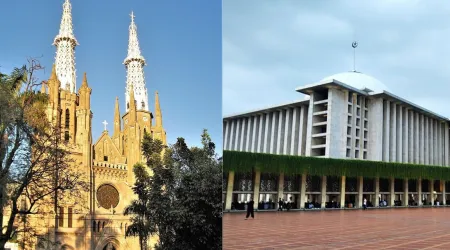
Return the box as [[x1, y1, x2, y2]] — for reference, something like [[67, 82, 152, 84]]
[[245, 198, 255, 220], [278, 198, 283, 211], [363, 197, 367, 210]]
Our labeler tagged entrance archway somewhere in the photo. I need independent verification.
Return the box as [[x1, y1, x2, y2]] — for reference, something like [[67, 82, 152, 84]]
[[103, 242, 117, 250]]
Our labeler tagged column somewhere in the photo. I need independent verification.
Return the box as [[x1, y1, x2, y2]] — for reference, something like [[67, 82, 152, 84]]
[[417, 178, 422, 206], [239, 118, 245, 151], [374, 177, 380, 207], [298, 106, 306, 156], [264, 114, 270, 153], [234, 119, 240, 151], [229, 120, 235, 151], [225, 171, 234, 210], [403, 178, 408, 206], [357, 176, 363, 208], [442, 180, 446, 205], [383, 100, 390, 161], [277, 172, 285, 209], [290, 108, 298, 155], [409, 111, 414, 163], [425, 117, 429, 165], [251, 116, 257, 152], [270, 113, 276, 153], [390, 103, 396, 162], [276, 111, 283, 154], [340, 176, 346, 208], [245, 117, 251, 152], [389, 177, 395, 206], [445, 122, 449, 166], [321, 176, 327, 208], [283, 108, 291, 155], [403, 108, 409, 163], [257, 114, 263, 153], [299, 173, 306, 209], [430, 119, 434, 165], [415, 112, 419, 163], [420, 114, 424, 164], [397, 105, 402, 162], [224, 121, 230, 150], [253, 171, 261, 210], [429, 179, 434, 205]]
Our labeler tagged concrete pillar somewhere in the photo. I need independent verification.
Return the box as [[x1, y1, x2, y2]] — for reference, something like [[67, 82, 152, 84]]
[[224, 121, 230, 150], [403, 178, 408, 206], [383, 100, 390, 161], [321, 176, 327, 208], [276, 111, 283, 154], [251, 116, 257, 152], [374, 177, 380, 207], [253, 171, 261, 210], [340, 176, 346, 208], [270, 113, 277, 154], [445, 122, 449, 166], [425, 117, 429, 164], [235, 119, 241, 151], [403, 108, 409, 163], [390, 103, 396, 162], [429, 179, 434, 205], [417, 178, 422, 206], [299, 173, 306, 208], [225, 171, 234, 210], [277, 172, 284, 209], [389, 177, 395, 206], [264, 113, 270, 153], [420, 114, 424, 164], [357, 176, 363, 208], [397, 105, 402, 162], [415, 112, 419, 163], [442, 180, 446, 205], [283, 109, 291, 155], [298, 106, 306, 156]]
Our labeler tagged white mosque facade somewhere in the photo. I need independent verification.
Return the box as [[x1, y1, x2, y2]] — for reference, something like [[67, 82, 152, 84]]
[[223, 70, 450, 211]]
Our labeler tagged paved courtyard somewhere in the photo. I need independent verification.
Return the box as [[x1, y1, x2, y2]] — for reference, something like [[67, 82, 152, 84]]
[[223, 207, 450, 249]]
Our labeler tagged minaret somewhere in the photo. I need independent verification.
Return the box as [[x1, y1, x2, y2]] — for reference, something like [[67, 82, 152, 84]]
[[53, 0, 78, 93], [155, 91, 162, 128], [124, 11, 149, 112]]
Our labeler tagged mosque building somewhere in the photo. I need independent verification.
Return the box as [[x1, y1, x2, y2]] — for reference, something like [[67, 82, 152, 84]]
[[3, 0, 166, 249], [223, 61, 450, 211]]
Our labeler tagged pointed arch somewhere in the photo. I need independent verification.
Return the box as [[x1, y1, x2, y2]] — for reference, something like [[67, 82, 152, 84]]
[[65, 108, 70, 129]]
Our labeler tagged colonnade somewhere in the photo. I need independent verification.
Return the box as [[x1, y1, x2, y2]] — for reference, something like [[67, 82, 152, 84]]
[[224, 171, 448, 210]]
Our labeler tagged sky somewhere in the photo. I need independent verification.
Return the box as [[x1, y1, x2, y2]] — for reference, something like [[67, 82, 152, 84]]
[[0, 0, 222, 153], [223, 0, 450, 119]]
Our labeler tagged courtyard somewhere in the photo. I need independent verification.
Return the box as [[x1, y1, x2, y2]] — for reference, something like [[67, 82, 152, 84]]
[[223, 207, 450, 249]]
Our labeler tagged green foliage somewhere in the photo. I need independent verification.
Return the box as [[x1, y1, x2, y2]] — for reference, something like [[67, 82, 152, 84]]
[[126, 130, 222, 250], [224, 150, 450, 180]]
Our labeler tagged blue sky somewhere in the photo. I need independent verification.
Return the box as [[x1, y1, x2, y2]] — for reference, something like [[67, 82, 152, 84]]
[[223, 0, 450, 119], [0, 0, 222, 153]]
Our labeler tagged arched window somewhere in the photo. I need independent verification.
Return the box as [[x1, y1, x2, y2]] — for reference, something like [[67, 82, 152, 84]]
[[141, 101, 145, 109], [65, 109, 70, 129], [93, 221, 96, 232], [144, 128, 147, 135], [97, 221, 100, 232], [102, 221, 105, 229], [64, 131, 69, 142], [127, 102, 129, 109]]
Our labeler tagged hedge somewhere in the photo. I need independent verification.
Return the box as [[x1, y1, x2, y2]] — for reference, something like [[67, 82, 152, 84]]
[[223, 150, 450, 180]]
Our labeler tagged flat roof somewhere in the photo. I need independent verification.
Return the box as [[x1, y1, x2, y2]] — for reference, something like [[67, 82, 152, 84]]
[[223, 99, 309, 119]]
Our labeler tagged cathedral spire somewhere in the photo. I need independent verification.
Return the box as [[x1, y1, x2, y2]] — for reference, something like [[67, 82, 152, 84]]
[[155, 91, 162, 127], [114, 96, 121, 137], [124, 11, 149, 113], [53, 0, 78, 93]]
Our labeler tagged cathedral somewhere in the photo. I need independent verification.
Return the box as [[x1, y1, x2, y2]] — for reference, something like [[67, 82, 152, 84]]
[[11, 0, 166, 249]]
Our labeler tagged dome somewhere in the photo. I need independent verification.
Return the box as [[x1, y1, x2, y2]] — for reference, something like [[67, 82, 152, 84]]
[[321, 71, 388, 93]]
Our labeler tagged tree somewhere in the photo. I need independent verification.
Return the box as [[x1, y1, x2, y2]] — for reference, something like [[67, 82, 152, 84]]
[[125, 129, 222, 250], [0, 59, 87, 249]]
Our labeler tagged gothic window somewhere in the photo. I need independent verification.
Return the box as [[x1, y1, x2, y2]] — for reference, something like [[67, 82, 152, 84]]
[[97, 221, 100, 232], [141, 101, 145, 109], [65, 131, 69, 142], [104, 156, 108, 162], [93, 221, 96, 232], [127, 102, 129, 109], [144, 128, 147, 135], [65, 109, 70, 129], [68, 207, 73, 228], [59, 207, 64, 227], [96, 184, 120, 209]]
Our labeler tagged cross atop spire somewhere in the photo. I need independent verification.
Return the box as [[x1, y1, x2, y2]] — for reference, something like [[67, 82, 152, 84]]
[[102, 120, 108, 131], [130, 11, 135, 24], [123, 11, 149, 112]]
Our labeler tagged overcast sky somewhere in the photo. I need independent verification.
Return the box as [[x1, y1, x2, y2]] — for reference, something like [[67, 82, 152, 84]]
[[223, 0, 450, 118]]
